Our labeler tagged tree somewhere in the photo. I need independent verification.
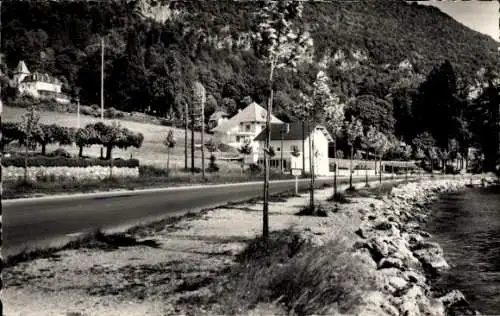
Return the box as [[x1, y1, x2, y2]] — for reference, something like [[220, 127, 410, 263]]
[[193, 81, 206, 178], [413, 60, 466, 148], [364, 125, 379, 180], [75, 125, 99, 157], [468, 80, 499, 172], [91, 122, 143, 160], [34, 124, 73, 155], [21, 105, 41, 181], [2, 122, 25, 153], [318, 71, 345, 197], [163, 130, 176, 175], [238, 141, 253, 175], [412, 131, 436, 175], [343, 116, 363, 189], [401, 143, 412, 182], [253, 0, 313, 240], [371, 129, 390, 184], [346, 94, 395, 135]]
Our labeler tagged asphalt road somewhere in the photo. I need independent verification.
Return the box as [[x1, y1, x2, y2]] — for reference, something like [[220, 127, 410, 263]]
[[3, 175, 390, 256]]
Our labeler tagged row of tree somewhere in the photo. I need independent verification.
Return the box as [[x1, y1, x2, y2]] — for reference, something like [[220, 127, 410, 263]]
[[2, 106, 145, 160]]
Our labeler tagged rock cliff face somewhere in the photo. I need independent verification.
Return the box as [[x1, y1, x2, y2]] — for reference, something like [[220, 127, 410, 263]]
[[351, 179, 479, 315]]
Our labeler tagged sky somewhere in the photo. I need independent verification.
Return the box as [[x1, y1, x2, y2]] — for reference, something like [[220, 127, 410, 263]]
[[417, 0, 499, 42]]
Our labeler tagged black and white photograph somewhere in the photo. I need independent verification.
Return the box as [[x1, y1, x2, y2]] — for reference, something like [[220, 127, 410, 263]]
[[1, 0, 499, 315]]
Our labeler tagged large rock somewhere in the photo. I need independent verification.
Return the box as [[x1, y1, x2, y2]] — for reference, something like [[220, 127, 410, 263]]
[[437, 289, 467, 308], [366, 237, 390, 263], [412, 241, 450, 274], [378, 257, 405, 270]]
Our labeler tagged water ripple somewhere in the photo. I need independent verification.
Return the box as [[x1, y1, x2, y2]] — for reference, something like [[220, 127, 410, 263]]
[[425, 187, 500, 314]]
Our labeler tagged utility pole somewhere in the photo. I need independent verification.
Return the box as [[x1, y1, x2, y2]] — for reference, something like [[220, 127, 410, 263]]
[[101, 37, 104, 121], [302, 121, 306, 172], [201, 100, 205, 178], [280, 130, 284, 172], [184, 102, 188, 171], [191, 105, 195, 174], [76, 96, 80, 129], [100, 37, 105, 159]]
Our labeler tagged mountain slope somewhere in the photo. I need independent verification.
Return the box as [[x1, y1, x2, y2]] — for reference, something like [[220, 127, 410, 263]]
[[1, 0, 498, 121]]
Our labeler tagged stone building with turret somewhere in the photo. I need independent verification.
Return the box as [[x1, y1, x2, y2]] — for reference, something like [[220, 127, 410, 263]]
[[11, 60, 70, 104]]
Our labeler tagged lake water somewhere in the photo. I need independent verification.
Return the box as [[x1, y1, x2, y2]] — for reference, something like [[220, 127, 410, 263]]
[[425, 185, 500, 315]]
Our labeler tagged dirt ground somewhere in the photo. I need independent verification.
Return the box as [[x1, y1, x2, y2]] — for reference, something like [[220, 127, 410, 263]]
[[2, 179, 384, 316]]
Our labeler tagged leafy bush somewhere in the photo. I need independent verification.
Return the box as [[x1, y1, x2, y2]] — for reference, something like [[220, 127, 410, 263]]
[[2, 156, 139, 168], [213, 230, 374, 315], [247, 163, 261, 174], [2, 121, 25, 150], [139, 165, 170, 177], [207, 154, 219, 172], [80, 106, 100, 117], [46, 148, 72, 158], [105, 107, 125, 119]]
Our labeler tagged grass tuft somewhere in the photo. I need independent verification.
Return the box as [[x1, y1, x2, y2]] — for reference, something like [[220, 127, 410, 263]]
[[5, 229, 159, 267], [327, 192, 351, 204], [295, 204, 329, 217], [210, 230, 375, 315]]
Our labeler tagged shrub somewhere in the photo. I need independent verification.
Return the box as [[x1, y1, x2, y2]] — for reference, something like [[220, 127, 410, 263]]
[[327, 192, 351, 204], [2, 156, 139, 168], [105, 107, 125, 119], [207, 154, 219, 172], [46, 148, 72, 158], [295, 204, 329, 217], [139, 165, 169, 177], [214, 230, 374, 315], [2, 121, 25, 151], [159, 119, 175, 127], [80, 106, 99, 117], [217, 143, 238, 153], [247, 163, 261, 174]]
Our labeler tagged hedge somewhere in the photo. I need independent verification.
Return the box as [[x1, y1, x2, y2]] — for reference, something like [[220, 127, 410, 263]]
[[2, 156, 140, 168]]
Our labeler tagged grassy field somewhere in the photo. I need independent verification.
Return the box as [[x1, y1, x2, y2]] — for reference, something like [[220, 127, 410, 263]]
[[3, 105, 242, 171]]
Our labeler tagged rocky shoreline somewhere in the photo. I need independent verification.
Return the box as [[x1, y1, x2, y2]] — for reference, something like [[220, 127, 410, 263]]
[[350, 178, 481, 316], [3, 177, 490, 315]]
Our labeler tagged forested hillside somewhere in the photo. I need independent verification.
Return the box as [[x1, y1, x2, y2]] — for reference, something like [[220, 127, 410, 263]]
[[1, 0, 499, 170]]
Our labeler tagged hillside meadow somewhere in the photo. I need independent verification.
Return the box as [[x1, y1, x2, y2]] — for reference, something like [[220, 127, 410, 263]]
[[2, 106, 242, 172]]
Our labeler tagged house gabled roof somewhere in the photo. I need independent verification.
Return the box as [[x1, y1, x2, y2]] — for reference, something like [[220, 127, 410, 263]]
[[209, 110, 229, 121], [212, 102, 282, 133], [254, 122, 333, 142], [15, 61, 30, 74]]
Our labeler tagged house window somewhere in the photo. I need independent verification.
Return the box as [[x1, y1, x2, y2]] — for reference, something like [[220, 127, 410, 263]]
[[277, 147, 280, 152], [236, 136, 241, 142], [246, 124, 251, 131]]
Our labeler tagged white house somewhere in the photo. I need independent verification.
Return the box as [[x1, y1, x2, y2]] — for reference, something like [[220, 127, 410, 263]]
[[208, 110, 229, 130], [253, 122, 333, 176], [12, 60, 70, 104], [212, 102, 283, 149]]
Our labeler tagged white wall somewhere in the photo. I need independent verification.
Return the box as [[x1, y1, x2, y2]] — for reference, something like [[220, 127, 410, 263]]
[[253, 129, 331, 176], [18, 81, 63, 98], [215, 121, 266, 149], [35, 81, 62, 93]]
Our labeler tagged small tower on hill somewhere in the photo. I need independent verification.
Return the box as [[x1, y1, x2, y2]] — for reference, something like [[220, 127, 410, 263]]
[[13, 60, 30, 85]]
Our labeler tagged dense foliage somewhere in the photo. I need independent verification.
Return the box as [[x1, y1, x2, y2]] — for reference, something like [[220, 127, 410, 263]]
[[2, 156, 140, 168], [2, 0, 499, 170], [2, 0, 498, 117], [2, 120, 144, 160]]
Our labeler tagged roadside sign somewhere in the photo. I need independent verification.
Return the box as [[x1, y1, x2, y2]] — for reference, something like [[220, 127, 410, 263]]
[[291, 168, 302, 176], [291, 168, 302, 195]]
